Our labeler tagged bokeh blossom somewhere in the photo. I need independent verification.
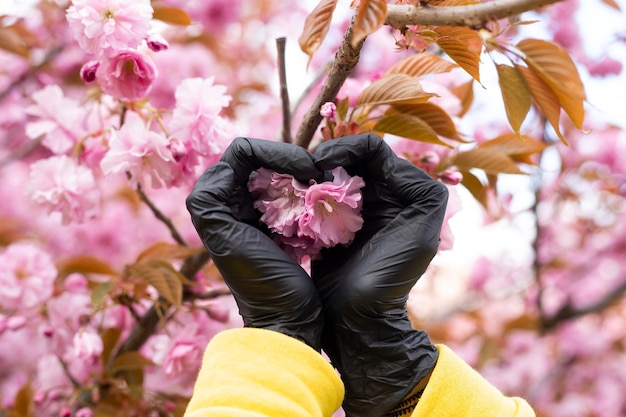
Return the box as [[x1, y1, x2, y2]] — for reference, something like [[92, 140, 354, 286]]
[[96, 49, 158, 101], [27, 155, 101, 224], [0, 242, 57, 311], [66, 0, 153, 56], [100, 113, 174, 188], [25, 85, 87, 154]]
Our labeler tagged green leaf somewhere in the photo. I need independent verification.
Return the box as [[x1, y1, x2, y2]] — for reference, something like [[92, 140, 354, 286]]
[[91, 281, 113, 308], [496, 64, 531, 138]]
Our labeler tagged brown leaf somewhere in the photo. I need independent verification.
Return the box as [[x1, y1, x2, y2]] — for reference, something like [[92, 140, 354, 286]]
[[515, 64, 568, 145], [100, 327, 122, 366], [352, 0, 388, 47], [136, 241, 204, 263], [152, 6, 192, 25], [374, 110, 451, 147], [479, 133, 548, 164], [298, 0, 338, 63], [110, 351, 155, 372], [450, 79, 474, 117], [601, 0, 621, 10], [392, 103, 465, 142], [517, 39, 586, 129], [0, 25, 30, 57], [127, 259, 183, 306], [357, 73, 437, 107], [57, 256, 118, 281], [434, 26, 482, 81], [385, 53, 457, 78], [496, 64, 532, 137], [451, 147, 523, 175], [460, 171, 488, 208]]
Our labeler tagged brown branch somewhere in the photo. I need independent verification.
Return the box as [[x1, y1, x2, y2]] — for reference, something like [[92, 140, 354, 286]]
[[294, 17, 365, 149], [540, 279, 626, 332], [136, 182, 187, 247], [385, 0, 565, 29], [276, 37, 292, 143]]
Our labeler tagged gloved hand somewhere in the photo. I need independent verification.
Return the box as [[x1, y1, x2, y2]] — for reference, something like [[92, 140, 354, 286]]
[[186, 137, 325, 349], [312, 134, 449, 417]]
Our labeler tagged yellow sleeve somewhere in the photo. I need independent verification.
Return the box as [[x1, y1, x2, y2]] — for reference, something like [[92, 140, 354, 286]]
[[184, 328, 344, 417], [412, 345, 536, 417]]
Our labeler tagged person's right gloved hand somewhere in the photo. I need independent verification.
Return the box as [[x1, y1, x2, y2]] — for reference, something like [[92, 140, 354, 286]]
[[311, 134, 449, 417], [186, 137, 325, 350]]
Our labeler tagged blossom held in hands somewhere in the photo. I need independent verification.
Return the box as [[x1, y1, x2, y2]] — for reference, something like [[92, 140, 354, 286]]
[[66, 0, 153, 56], [96, 49, 158, 102], [299, 166, 365, 248]]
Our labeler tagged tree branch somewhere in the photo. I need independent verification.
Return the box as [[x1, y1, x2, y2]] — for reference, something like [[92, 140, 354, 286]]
[[276, 37, 292, 143], [385, 0, 564, 29], [294, 17, 365, 149], [136, 182, 187, 247], [540, 279, 626, 332]]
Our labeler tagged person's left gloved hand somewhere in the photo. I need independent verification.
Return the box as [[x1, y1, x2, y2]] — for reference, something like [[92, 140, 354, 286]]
[[186, 137, 326, 349], [311, 134, 449, 417]]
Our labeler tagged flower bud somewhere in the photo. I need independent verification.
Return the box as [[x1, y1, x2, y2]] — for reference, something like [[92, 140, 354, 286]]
[[80, 60, 99, 83]]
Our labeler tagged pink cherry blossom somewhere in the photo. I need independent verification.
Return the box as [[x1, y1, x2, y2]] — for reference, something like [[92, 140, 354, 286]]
[[249, 168, 308, 237], [96, 49, 158, 102], [145, 31, 169, 52], [100, 113, 174, 188], [320, 101, 337, 121], [168, 77, 232, 159], [66, 0, 153, 56], [0, 242, 56, 311], [27, 155, 100, 224], [80, 60, 99, 83], [25, 85, 87, 154], [73, 330, 103, 359], [299, 166, 365, 248]]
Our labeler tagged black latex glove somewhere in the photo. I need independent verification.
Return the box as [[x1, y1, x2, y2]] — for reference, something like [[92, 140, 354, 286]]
[[186, 137, 325, 350], [312, 134, 449, 417]]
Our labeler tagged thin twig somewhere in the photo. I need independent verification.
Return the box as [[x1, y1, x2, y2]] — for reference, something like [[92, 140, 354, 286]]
[[276, 37, 292, 143], [136, 183, 187, 247], [291, 60, 333, 120], [385, 0, 564, 29], [294, 17, 365, 149]]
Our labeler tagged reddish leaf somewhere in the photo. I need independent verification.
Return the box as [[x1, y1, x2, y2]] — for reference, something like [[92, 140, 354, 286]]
[[601, 0, 621, 10], [57, 256, 118, 280], [451, 147, 523, 175], [460, 171, 488, 208], [298, 0, 338, 63], [516, 64, 567, 145], [496, 64, 532, 137], [517, 39, 586, 129], [385, 53, 457, 78], [352, 0, 388, 47], [434, 26, 482, 81], [479, 133, 548, 164], [374, 110, 451, 147], [126, 259, 183, 306], [450, 79, 474, 117], [357, 73, 437, 107], [392, 103, 465, 142], [136, 241, 203, 262]]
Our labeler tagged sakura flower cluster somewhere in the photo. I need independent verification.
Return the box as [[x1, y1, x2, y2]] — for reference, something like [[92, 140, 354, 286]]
[[66, 0, 165, 101], [248, 166, 365, 263]]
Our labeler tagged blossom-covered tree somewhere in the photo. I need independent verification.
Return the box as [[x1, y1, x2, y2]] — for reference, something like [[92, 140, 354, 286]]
[[0, 0, 624, 416]]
